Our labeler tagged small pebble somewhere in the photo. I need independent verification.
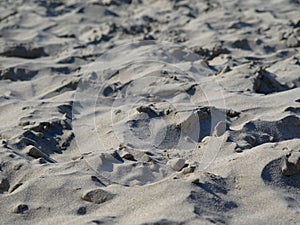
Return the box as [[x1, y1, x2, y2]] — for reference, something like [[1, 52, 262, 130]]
[[235, 148, 243, 153], [120, 150, 135, 160], [82, 189, 115, 204], [0, 178, 9, 193], [213, 121, 227, 137], [293, 28, 300, 37], [13, 204, 28, 214], [286, 35, 300, 48], [167, 158, 186, 171], [77, 206, 87, 215], [24, 145, 48, 159], [281, 151, 300, 176], [278, 32, 284, 41], [181, 165, 196, 174]]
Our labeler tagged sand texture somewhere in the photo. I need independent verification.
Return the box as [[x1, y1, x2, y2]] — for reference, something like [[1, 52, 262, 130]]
[[0, 0, 300, 224]]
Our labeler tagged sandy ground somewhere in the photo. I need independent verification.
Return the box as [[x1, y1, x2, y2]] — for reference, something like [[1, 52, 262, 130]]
[[0, 0, 300, 224]]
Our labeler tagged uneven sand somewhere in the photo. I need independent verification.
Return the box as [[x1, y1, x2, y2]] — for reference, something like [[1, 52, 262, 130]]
[[0, 0, 300, 224]]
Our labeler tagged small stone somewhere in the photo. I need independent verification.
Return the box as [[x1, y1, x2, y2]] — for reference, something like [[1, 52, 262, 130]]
[[278, 32, 284, 41], [140, 154, 152, 162], [25, 146, 56, 163], [234, 148, 243, 153], [77, 206, 87, 215], [286, 35, 300, 48], [18, 121, 30, 126], [181, 165, 196, 174], [13, 204, 28, 214], [167, 158, 186, 171], [281, 151, 300, 176], [24, 145, 48, 159], [149, 162, 159, 172], [81, 189, 115, 204], [0, 178, 9, 193], [288, 151, 300, 165], [191, 178, 200, 184], [213, 121, 227, 137], [119, 150, 135, 160], [293, 28, 300, 37]]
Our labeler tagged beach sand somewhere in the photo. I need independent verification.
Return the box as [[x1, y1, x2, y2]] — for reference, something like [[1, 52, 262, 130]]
[[0, 0, 300, 224]]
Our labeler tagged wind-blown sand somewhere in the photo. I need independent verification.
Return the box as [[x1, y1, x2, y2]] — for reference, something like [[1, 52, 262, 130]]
[[0, 0, 300, 224]]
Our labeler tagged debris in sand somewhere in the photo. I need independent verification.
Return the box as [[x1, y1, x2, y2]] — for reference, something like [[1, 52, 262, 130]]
[[81, 189, 115, 204], [281, 150, 300, 176], [24, 145, 56, 163], [286, 35, 300, 48], [13, 204, 29, 214], [167, 158, 186, 171]]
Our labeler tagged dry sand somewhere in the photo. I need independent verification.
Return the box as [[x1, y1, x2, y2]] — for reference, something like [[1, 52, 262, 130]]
[[0, 0, 300, 224]]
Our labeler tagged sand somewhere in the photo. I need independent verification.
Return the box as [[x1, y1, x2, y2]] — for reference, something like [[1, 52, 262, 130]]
[[0, 0, 300, 224]]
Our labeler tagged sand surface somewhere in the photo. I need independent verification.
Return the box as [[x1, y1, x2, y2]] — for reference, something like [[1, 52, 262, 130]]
[[0, 0, 300, 224]]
